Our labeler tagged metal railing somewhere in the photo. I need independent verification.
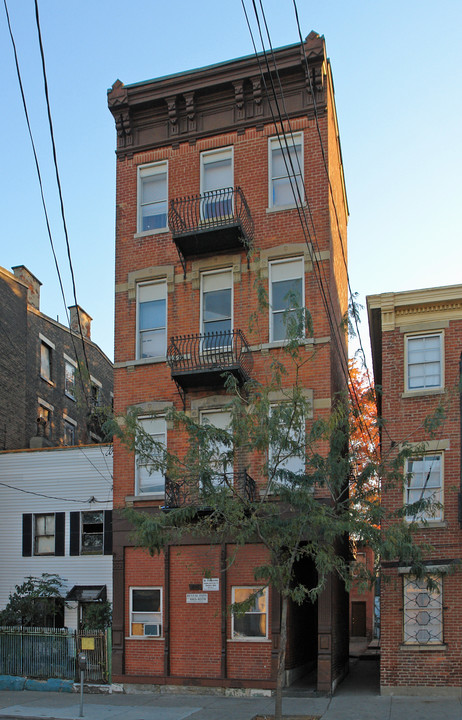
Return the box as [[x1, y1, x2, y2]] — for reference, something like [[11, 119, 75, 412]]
[[167, 330, 252, 381], [0, 626, 109, 683], [165, 470, 257, 509], [168, 186, 254, 244]]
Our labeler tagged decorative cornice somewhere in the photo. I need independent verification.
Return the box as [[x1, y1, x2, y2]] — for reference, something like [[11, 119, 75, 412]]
[[107, 35, 327, 157]]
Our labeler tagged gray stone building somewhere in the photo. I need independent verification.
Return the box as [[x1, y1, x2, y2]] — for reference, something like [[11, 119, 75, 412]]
[[0, 264, 113, 450]]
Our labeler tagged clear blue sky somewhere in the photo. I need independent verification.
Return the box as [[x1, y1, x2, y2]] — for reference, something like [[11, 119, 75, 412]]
[[2, 1, 461, 364]]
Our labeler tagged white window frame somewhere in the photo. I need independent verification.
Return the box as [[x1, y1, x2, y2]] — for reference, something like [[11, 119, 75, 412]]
[[403, 574, 443, 645], [40, 342, 52, 382], [231, 586, 268, 641], [200, 408, 233, 487], [135, 416, 167, 496], [268, 257, 305, 343], [64, 355, 77, 399], [268, 403, 305, 487], [137, 161, 168, 234], [34, 513, 55, 556], [200, 269, 233, 345], [405, 453, 443, 522], [129, 587, 163, 638], [268, 132, 304, 209], [200, 147, 234, 220], [136, 280, 167, 360], [405, 332, 443, 393]]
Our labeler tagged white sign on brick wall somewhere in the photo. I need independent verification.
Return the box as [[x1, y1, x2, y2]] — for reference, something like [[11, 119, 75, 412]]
[[186, 593, 208, 603]]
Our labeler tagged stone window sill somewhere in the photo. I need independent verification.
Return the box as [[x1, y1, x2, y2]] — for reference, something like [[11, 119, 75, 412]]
[[399, 643, 447, 652]]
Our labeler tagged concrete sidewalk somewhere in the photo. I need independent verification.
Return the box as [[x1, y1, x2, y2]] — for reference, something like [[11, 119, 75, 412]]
[[0, 658, 460, 720]]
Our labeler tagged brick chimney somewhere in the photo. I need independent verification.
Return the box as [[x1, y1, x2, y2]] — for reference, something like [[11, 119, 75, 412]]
[[11, 265, 42, 310], [69, 305, 92, 339]]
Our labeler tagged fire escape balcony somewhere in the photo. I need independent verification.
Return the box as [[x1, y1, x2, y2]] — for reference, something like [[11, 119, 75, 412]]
[[168, 186, 254, 275], [164, 470, 257, 510], [167, 330, 252, 402]]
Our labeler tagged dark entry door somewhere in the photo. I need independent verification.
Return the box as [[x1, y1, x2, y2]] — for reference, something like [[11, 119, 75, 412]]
[[351, 601, 366, 636]]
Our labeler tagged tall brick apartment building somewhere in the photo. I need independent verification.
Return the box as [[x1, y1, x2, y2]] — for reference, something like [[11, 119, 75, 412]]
[[0, 264, 113, 450], [368, 285, 462, 696], [108, 32, 349, 692]]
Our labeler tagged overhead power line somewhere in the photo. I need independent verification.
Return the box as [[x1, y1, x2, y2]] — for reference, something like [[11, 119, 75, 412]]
[[241, 0, 377, 454]]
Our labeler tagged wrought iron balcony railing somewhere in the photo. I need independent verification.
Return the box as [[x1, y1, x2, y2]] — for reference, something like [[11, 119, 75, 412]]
[[164, 470, 257, 510], [167, 330, 252, 400], [168, 187, 254, 275]]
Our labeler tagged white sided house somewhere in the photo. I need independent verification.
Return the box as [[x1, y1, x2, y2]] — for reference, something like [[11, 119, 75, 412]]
[[0, 445, 112, 630]]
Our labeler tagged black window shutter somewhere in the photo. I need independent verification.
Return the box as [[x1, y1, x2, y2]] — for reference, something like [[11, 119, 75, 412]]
[[22, 514, 32, 557], [55, 512, 65, 556], [103, 510, 112, 555], [69, 512, 80, 556]]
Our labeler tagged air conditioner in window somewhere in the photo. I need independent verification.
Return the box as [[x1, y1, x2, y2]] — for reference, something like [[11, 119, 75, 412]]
[[144, 623, 160, 636]]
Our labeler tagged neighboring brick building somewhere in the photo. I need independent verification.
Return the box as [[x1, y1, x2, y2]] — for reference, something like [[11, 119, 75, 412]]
[[349, 544, 376, 641], [0, 264, 113, 450], [108, 31, 349, 692], [368, 285, 462, 696]]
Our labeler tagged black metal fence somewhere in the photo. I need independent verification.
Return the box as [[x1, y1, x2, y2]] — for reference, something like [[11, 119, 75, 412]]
[[165, 470, 257, 509], [167, 330, 253, 381]]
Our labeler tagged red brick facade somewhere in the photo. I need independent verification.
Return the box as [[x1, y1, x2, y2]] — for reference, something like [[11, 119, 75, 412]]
[[368, 286, 462, 696], [109, 32, 349, 692]]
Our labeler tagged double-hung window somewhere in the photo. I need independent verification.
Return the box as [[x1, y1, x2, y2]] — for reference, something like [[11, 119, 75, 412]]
[[403, 575, 443, 645], [200, 147, 233, 220], [130, 588, 162, 637], [137, 281, 167, 359], [80, 511, 104, 554], [406, 333, 442, 391], [35, 513, 55, 555], [137, 162, 168, 232], [63, 418, 76, 446], [269, 133, 303, 208], [64, 357, 77, 399], [40, 343, 52, 382], [405, 454, 442, 521], [200, 409, 232, 487], [231, 587, 268, 640], [38, 401, 52, 439], [269, 404, 305, 486], [269, 258, 304, 342], [135, 416, 166, 495], [201, 270, 233, 349]]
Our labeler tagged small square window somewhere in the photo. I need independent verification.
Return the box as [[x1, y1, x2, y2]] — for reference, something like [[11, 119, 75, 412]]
[[403, 575, 443, 644], [34, 513, 55, 555], [231, 587, 268, 640], [138, 162, 168, 232], [130, 587, 162, 637], [406, 333, 442, 391]]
